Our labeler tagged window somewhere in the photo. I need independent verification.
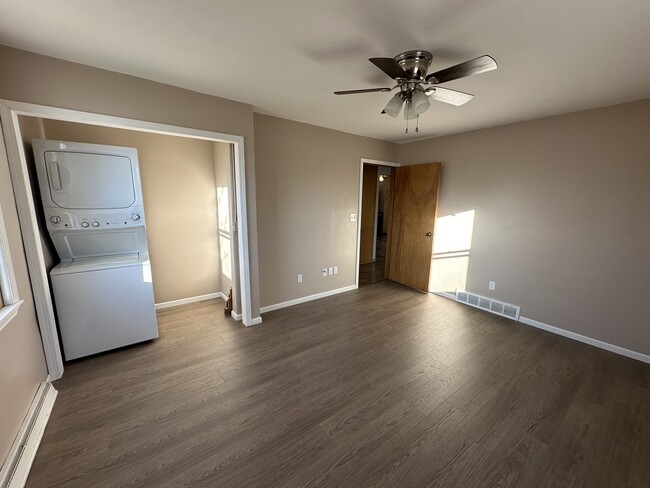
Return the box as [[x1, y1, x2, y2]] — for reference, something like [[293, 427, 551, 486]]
[[0, 202, 22, 332]]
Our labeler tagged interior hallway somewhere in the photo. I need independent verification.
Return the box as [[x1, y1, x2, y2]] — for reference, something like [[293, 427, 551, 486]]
[[27, 282, 650, 487], [359, 233, 387, 286]]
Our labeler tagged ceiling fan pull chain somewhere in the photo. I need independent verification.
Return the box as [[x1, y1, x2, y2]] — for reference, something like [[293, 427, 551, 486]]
[[415, 115, 419, 133]]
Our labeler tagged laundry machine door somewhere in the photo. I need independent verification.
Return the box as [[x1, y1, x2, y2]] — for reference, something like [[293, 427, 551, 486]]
[[45, 150, 136, 209]]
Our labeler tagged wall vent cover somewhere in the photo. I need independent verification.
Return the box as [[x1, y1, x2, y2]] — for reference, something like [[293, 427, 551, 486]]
[[455, 290, 520, 321]]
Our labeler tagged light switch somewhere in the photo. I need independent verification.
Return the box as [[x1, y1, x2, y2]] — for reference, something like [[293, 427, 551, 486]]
[[328, 267, 333, 275], [333, 266, 338, 274], [297, 274, 303, 283], [349, 213, 357, 222]]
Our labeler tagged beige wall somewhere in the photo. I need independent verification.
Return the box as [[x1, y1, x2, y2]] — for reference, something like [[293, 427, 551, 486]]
[[41, 119, 221, 304], [0, 136, 48, 464], [254, 114, 396, 307], [0, 44, 261, 316], [398, 99, 650, 355]]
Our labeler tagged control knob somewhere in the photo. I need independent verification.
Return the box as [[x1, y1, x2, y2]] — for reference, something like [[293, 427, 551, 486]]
[[49, 216, 62, 224], [81, 221, 90, 228], [131, 214, 141, 221], [92, 221, 100, 227]]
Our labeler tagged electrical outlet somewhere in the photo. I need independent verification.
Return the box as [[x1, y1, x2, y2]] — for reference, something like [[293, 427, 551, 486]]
[[349, 213, 357, 222], [297, 274, 302, 283], [488, 281, 496, 291], [322, 268, 328, 277], [328, 267, 333, 275], [333, 266, 338, 275]]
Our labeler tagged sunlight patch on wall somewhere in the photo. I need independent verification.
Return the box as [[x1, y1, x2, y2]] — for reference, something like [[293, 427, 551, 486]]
[[217, 187, 230, 232], [429, 210, 475, 293], [219, 233, 232, 280], [433, 210, 475, 254], [216, 186, 232, 280]]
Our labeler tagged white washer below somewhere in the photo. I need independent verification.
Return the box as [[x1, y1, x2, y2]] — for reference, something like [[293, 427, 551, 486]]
[[51, 254, 159, 360]]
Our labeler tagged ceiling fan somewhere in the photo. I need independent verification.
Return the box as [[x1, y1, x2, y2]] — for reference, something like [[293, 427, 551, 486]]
[[334, 50, 497, 132]]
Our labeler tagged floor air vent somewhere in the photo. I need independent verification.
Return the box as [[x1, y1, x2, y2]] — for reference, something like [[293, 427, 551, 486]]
[[455, 290, 520, 321]]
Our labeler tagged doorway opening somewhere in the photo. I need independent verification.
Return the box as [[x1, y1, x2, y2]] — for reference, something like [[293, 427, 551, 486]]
[[355, 159, 442, 293], [355, 158, 400, 288], [1, 100, 254, 380]]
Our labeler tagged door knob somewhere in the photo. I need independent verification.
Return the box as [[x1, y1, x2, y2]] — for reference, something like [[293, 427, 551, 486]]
[[426, 232, 433, 237]]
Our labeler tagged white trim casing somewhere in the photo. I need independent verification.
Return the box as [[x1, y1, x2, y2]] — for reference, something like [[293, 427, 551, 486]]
[[360, 158, 402, 167], [0, 98, 257, 379], [372, 173, 380, 261], [231, 311, 242, 321], [0, 104, 64, 380], [260, 285, 357, 314], [519, 316, 650, 364], [231, 139, 253, 326], [155, 292, 226, 310], [355, 158, 400, 288], [0, 382, 57, 488]]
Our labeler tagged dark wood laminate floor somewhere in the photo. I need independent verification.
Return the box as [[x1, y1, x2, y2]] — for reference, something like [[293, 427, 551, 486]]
[[359, 234, 387, 286], [27, 282, 650, 487]]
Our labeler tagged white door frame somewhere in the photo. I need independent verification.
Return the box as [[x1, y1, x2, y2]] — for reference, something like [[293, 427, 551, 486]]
[[355, 158, 401, 288], [0, 99, 255, 380]]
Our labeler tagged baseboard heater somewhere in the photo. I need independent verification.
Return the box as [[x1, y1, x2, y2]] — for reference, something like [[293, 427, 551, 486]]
[[455, 290, 520, 321], [0, 382, 57, 488]]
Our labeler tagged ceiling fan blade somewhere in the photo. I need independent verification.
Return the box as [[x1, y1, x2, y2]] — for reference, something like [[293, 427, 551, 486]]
[[426, 55, 497, 84], [369, 57, 409, 80], [426, 86, 474, 106], [334, 87, 392, 95]]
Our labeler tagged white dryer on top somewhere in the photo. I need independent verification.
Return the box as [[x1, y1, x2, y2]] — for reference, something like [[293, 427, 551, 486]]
[[33, 139, 149, 261]]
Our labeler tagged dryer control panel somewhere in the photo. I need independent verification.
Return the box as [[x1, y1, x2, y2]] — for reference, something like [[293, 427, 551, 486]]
[[44, 207, 146, 231]]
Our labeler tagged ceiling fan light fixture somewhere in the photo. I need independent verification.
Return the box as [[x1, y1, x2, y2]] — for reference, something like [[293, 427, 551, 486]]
[[383, 93, 404, 118], [411, 89, 431, 115], [404, 99, 418, 120], [334, 50, 497, 132]]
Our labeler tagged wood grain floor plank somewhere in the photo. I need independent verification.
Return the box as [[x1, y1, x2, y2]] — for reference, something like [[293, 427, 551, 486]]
[[25, 281, 650, 487]]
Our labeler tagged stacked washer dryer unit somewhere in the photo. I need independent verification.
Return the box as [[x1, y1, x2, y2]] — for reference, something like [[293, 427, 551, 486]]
[[33, 139, 158, 360]]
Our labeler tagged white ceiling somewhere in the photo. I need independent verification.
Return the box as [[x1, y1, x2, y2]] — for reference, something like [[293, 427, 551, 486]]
[[2, 0, 650, 143]]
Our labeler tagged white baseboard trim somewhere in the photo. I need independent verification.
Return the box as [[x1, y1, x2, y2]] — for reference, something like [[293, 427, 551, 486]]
[[429, 290, 649, 364], [155, 292, 225, 310], [519, 316, 650, 364], [260, 285, 357, 314], [0, 382, 57, 488], [249, 317, 263, 326], [231, 311, 242, 321]]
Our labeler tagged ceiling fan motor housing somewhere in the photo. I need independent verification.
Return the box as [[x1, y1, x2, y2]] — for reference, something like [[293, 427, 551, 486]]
[[394, 50, 433, 80]]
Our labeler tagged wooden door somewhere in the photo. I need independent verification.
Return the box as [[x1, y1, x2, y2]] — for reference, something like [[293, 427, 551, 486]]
[[359, 165, 378, 265], [387, 163, 441, 292]]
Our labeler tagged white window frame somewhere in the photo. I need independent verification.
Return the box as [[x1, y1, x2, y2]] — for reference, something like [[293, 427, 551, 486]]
[[0, 192, 23, 333]]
